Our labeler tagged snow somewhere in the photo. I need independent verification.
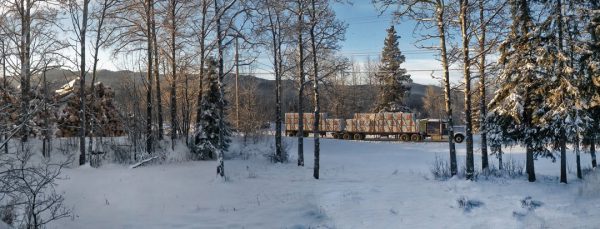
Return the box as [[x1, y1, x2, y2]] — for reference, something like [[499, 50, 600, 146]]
[[49, 137, 600, 228], [0, 221, 13, 229]]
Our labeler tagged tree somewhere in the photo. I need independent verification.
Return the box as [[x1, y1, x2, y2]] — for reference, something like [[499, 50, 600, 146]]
[[307, 0, 346, 179], [252, 0, 291, 163], [489, 0, 546, 182], [473, 0, 509, 171], [67, 0, 91, 165], [373, 0, 458, 176], [459, 0, 474, 180], [373, 25, 411, 113], [422, 85, 444, 119], [88, 0, 119, 154], [146, 0, 155, 155], [294, 0, 307, 167], [193, 0, 213, 156], [580, 0, 600, 169], [193, 59, 230, 160]]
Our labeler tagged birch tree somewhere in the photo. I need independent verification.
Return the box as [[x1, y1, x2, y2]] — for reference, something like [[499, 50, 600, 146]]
[[373, 0, 458, 176]]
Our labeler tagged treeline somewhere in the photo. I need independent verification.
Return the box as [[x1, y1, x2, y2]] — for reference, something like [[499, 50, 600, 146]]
[[375, 0, 600, 183]]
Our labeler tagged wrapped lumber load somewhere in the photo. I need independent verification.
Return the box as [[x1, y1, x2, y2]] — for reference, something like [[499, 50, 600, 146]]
[[323, 118, 345, 132], [345, 112, 417, 133], [55, 79, 125, 137], [284, 113, 327, 132]]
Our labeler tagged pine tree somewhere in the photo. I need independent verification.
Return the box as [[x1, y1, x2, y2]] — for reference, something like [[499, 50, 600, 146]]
[[373, 25, 412, 113], [193, 59, 231, 160]]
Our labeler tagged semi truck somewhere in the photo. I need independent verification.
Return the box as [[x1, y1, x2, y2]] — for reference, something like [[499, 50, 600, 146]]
[[284, 112, 465, 143]]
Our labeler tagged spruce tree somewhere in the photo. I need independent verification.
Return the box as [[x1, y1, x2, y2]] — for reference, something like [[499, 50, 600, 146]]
[[580, 0, 600, 169], [373, 25, 412, 113], [193, 59, 231, 160], [489, 0, 545, 182]]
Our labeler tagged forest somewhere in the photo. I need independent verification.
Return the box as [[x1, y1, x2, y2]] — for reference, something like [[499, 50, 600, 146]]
[[0, 0, 599, 228]]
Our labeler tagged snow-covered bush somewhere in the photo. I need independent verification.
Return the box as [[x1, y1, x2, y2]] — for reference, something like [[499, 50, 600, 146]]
[[456, 196, 484, 212], [430, 154, 452, 180], [520, 196, 543, 210]]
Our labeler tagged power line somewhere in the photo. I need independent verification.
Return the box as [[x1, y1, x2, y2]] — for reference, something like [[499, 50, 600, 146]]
[[240, 69, 462, 75]]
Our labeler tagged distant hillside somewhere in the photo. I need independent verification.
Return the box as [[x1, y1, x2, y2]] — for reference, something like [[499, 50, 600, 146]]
[[25, 69, 443, 119]]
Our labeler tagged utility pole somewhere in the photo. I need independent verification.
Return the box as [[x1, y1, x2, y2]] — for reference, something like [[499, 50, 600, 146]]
[[235, 35, 240, 130]]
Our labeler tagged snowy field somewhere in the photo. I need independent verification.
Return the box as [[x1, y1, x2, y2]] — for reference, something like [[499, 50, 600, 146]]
[[50, 137, 600, 229]]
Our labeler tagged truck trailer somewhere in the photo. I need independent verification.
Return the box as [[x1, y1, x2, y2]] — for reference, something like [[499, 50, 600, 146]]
[[284, 112, 465, 143]]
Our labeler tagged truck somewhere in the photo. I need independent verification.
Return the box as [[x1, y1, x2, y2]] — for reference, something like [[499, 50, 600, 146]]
[[284, 112, 465, 143]]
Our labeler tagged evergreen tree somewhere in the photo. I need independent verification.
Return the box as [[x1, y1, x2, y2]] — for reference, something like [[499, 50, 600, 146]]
[[193, 59, 231, 160], [580, 0, 600, 169], [489, 0, 546, 182], [373, 25, 412, 113], [538, 0, 590, 182]]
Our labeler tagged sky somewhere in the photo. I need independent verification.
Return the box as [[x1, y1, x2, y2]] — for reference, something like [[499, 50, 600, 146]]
[[94, 1, 461, 86], [332, 1, 461, 86]]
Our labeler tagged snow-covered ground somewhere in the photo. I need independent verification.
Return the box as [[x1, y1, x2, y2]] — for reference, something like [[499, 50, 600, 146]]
[[51, 137, 599, 229]]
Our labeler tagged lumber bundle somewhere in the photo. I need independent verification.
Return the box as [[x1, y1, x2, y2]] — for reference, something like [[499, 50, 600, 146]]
[[284, 113, 328, 132], [346, 112, 417, 133], [55, 79, 125, 137]]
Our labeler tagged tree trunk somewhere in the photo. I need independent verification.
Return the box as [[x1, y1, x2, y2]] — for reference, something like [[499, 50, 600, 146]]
[[20, 0, 32, 143], [214, 0, 225, 177], [560, 133, 567, 183], [460, 0, 474, 180], [526, 145, 535, 182], [1, 40, 8, 155], [169, 0, 178, 150], [478, 0, 489, 171], [296, 0, 305, 167], [436, 0, 457, 176], [79, 0, 89, 165], [310, 0, 320, 180], [497, 145, 503, 170], [591, 138, 597, 168], [152, 3, 164, 141], [42, 65, 50, 158], [576, 135, 582, 179], [146, 0, 154, 155]]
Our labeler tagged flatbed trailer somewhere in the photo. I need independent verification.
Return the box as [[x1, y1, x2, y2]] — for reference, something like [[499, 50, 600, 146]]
[[285, 113, 465, 143]]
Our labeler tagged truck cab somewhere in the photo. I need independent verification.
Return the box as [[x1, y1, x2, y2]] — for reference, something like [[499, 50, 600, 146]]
[[418, 119, 465, 143]]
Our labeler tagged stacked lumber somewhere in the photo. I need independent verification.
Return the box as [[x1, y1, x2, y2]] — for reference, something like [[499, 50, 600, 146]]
[[55, 79, 125, 137], [284, 113, 327, 132], [346, 112, 416, 133], [322, 119, 345, 132]]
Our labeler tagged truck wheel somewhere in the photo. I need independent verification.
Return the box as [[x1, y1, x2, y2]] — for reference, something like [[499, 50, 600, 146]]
[[400, 134, 410, 141], [332, 133, 339, 139], [411, 134, 422, 142], [454, 134, 464, 143], [354, 133, 363, 140], [343, 133, 352, 140]]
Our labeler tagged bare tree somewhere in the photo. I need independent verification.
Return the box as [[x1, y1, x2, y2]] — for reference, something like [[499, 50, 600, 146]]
[[67, 0, 91, 165], [374, 0, 458, 176], [88, 0, 119, 154], [0, 146, 71, 229]]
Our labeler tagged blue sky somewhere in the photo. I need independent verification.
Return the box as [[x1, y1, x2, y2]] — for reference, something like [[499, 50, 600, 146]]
[[333, 1, 456, 86], [95, 1, 458, 86]]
